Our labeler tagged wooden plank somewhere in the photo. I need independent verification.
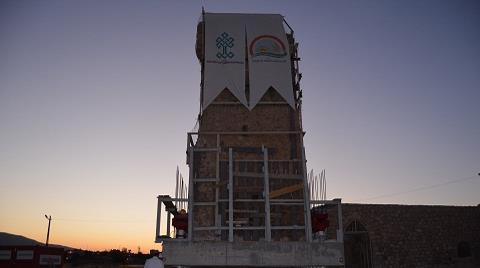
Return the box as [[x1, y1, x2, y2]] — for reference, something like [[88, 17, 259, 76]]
[[269, 183, 304, 199]]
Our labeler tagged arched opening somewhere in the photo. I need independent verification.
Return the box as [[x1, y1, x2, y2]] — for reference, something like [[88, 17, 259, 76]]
[[344, 219, 373, 268]]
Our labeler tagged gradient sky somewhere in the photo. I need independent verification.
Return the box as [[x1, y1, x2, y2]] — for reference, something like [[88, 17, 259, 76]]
[[1, 0, 479, 251]]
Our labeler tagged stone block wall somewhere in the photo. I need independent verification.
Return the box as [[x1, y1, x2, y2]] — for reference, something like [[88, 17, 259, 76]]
[[327, 203, 480, 267], [191, 88, 307, 242]]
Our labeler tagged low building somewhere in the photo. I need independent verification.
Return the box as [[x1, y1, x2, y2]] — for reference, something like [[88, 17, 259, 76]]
[[0, 246, 64, 268], [326, 203, 480, 267]]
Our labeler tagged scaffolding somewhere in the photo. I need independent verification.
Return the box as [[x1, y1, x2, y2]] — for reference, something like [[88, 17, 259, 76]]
[[154, 131, 344, 266]]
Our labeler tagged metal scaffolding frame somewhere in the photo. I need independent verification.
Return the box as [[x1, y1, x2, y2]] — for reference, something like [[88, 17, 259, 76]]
[[155, 131, 344, 245]]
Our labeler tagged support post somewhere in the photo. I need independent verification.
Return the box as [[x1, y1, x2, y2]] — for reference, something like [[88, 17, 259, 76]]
[[301, 145, 313, 242], [166, 208, 171, 238], [263, 147, 271, 241], [188, 147, 194, 241], [155, 197, 162, 239], [335, 198, 343, 242], [228, 148, 234, 242], [215, 134, 220, 233]]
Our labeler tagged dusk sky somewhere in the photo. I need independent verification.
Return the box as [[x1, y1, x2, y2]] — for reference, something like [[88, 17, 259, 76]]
[[1, 0, 479, 251]]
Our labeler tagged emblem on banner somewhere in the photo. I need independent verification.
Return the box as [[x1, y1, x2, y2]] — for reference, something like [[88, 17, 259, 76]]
[[249, 35, 287, 58], [216, 32, 235, 59]]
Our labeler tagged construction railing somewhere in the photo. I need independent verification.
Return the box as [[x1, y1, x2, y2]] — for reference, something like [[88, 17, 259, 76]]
[[155, 131, 343, 244]]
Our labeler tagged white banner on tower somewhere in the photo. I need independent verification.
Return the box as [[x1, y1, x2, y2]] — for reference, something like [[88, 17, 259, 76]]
[[204, 13, 247, 110], [246, 14, 294, 109]]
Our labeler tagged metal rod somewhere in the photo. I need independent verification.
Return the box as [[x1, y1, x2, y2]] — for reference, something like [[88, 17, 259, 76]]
[[301, 145, 312, 242], [182, 178, 185, 211], [319, 171, 322, 201], [193, 202, 216, 206], [218, 199, 264, 202], [199, 7, 205, 113], [310, 200, 339, 205], [180, 178, 184, 210], [321, 171, 324, 201], [166, 208, 171, 238], [336, 198, 343, 242], [219, 159, 303, 162], [175, 167, 179, 210], [215, 134, 220, 234], [211, 101, 289, 105], [270, 203, 304, 206], [323, 170, 326, 200], [228, 148, 234, 242], [308, 169, 314, 203], [155, 198, 161, 238], [186, 134, 190, 164], [44, 215, 51, 246], [270, 199, 305, 202], [193, 225, 306, 231], [271, 226, 305, 230], [263, 147, 271, 242], [187, 147, 194, 241], [193, 178, 217, 182], [184, 186, 188, 211], [193, 148, 219, 152], [187, 131, 304, 135], [317, 173, 320, 202], [282, 17, 294, 35]]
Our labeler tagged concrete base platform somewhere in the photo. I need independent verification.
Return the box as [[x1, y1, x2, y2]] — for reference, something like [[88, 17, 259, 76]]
[[163, 240, 344, 267]]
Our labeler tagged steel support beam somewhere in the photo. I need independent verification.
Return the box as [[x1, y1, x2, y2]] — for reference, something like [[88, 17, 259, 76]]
[[155, 196, 162, 239], [166, 209, 171, 238], [215, 134, 220, 235], [188, 147, 194, 241], [228, 148, 234, 242], [301, 145, 313, 242], [336, 198, 343, 242], [263, 147, 271, 241]]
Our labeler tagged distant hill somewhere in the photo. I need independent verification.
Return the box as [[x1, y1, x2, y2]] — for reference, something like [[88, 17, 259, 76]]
[[0, 232, 73, 249]]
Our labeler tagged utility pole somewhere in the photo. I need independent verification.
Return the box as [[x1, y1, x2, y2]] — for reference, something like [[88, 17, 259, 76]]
[[45, 215, 51, 246]]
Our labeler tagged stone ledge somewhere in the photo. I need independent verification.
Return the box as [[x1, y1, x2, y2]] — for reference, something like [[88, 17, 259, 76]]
[[163, 240, 344, 266]]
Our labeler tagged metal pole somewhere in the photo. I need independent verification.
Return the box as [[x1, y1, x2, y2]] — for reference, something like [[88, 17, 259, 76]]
[[215, 134, 220, 234], [301, 145, 312, 242], [307, 172, 313, 204], [155, 197, 162, 238], [175, 167, 179, 210], [166, 209, 171, 238], [336, 198, 343, 242], [228, 148, 234, 242], [44, 215, 51, 246], [263, 147, 271, 241], [324, 170, 327, 200], [178, 176, 183, 210], [188, 146, 194, 241]]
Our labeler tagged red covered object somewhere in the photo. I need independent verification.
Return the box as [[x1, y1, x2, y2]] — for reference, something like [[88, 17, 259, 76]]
[[311, 211, 329, 233], [172, 213, 188, 231]]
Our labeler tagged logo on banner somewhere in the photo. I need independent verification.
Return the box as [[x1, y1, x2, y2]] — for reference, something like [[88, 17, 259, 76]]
[[216, 32, 235, 59], [249, 35, 287, 58]]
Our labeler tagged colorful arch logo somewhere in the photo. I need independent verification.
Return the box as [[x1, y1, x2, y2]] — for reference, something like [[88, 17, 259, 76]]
[[249, 35, 287, 58]]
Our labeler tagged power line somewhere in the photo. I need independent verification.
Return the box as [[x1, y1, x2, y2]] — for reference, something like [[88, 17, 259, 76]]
[[352, 174, 479, 202]]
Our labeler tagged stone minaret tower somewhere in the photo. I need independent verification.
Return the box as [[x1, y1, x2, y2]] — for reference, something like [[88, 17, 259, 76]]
[[189, 12, 310, 242]]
